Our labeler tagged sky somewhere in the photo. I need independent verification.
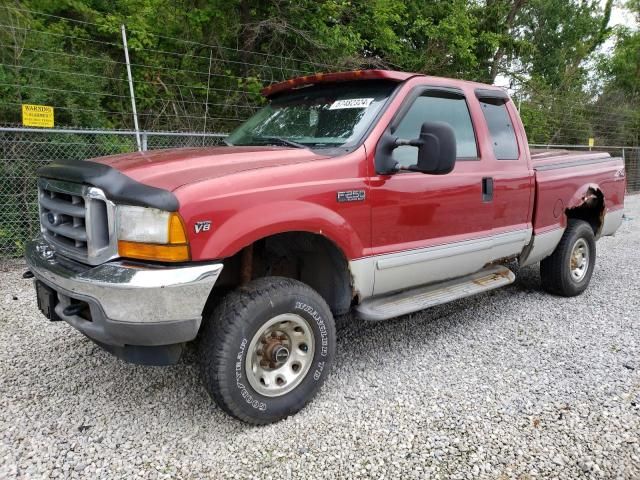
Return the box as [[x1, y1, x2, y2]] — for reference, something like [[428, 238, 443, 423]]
[[601, 0, 638, 55], [609, 0, 637, 29]]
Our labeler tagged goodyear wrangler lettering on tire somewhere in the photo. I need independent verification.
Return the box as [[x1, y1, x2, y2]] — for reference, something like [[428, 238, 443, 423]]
[[294, 301, 329, 383], [295, 301, 329, 357], [234, 338, 247, 390], [200, 277, 336, 425], [313, 361, 325, 381], [234, 339, 267, 411]]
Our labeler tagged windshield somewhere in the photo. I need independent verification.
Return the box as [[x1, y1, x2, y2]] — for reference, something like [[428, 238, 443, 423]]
[[226, 81, 397, 149]]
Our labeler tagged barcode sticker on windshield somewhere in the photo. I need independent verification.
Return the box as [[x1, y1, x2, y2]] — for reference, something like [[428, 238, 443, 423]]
[[328, 98, 374, 110]]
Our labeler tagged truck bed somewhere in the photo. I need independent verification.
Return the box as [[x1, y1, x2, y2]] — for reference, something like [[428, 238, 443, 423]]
[[530, 148, 625, 235]]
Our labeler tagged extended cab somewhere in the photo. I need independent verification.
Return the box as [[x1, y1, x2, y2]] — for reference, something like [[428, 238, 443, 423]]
[[25, 70, 626, 424]]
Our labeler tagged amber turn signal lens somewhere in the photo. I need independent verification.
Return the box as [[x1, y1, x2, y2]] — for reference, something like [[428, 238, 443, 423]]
[[168, 212, 188, 244], [118, 241, 190, 262]]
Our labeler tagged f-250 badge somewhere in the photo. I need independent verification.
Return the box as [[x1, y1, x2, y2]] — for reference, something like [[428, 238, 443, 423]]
[[337, 190, 366, 203], [194, 221, 212, 233]]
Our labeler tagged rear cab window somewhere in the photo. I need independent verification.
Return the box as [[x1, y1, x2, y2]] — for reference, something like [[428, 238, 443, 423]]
[[476, 90, 519, 160]]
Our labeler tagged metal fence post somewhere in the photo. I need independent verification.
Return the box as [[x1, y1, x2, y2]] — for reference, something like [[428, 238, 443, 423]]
[[121, 25, 142, 152], [202, 49, 213, 146], [141, 132, 148, 151]]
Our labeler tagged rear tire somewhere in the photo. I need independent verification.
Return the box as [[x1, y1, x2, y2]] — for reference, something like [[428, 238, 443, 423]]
[[540, 219, 596, 296], [199, 277, 336, 424]]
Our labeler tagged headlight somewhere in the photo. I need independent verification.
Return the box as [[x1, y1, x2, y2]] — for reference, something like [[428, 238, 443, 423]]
[[116, 205, 190, 262]]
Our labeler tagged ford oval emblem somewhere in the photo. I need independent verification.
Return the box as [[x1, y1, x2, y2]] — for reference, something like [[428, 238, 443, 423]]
[[47, 212, 55, 224]]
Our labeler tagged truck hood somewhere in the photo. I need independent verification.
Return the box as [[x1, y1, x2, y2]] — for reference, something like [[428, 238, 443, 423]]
[[90, 146, 329, 192]]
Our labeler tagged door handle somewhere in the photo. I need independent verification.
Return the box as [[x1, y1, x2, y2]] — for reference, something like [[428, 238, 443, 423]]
[[482, 177, 494, 202]]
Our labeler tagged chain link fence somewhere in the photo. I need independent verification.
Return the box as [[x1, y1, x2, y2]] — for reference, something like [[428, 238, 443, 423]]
[[623, 149, 640, 192]]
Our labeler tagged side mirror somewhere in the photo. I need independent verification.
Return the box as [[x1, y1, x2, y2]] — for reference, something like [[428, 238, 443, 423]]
[[397, 121, 456, 174], [375, 121, 457, 175]]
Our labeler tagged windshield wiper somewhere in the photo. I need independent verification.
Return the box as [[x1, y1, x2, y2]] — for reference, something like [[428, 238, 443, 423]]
[[260, 136, 308, 149]]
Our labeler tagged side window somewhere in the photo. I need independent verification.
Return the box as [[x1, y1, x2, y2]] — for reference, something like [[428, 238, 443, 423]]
[[480, 100, 519, 160], [392, 93, 478, 168]]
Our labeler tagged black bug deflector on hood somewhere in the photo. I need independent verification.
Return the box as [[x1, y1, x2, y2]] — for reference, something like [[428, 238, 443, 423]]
[[38, 158, 179, 211]]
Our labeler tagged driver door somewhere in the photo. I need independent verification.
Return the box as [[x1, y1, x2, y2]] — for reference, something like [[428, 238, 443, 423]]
[[369, 87, 494, 295]]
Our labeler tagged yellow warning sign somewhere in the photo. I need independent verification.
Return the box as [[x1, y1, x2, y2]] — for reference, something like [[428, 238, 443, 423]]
[[22, 104, 54, 128], [588, 138, 595, 147]]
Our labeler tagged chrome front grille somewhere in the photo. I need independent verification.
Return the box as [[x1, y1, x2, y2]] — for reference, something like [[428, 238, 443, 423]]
[[38, 178, 117, 265]]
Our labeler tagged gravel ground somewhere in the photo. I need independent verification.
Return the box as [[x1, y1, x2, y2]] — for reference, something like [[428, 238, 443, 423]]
[[1, 196, 639, 480]]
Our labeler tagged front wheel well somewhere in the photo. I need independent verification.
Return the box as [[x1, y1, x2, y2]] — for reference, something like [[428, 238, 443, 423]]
[[209, 232, 354, 316]]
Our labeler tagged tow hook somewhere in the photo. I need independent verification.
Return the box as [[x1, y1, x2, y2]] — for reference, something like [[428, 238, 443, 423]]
[[63, 304, 85, 317]]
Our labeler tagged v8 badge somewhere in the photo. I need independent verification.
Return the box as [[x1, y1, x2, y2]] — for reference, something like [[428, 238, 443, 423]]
[[194, 220, 212, 234]]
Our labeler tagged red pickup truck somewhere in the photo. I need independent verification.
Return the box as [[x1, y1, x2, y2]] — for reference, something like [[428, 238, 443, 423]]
[[26, 70, 625, 424]]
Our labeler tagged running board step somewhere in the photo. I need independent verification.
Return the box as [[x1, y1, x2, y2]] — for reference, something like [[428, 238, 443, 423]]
[[355, 265, 515, 321]]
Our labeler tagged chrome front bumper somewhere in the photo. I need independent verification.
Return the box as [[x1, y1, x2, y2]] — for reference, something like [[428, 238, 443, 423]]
[[25, 237, 223, 353]]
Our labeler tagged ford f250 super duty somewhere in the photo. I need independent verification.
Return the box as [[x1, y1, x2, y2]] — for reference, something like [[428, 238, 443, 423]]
[[25, 70, 626, 424]]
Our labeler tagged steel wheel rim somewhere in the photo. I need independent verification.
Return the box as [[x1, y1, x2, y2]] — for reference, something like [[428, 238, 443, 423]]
[[245, 313, 315, 397], [569, 238, 590, 282]]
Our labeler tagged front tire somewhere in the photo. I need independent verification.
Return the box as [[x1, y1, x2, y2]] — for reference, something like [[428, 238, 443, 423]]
[[199, 277, 336, 424], [540, 219, 596, 296]]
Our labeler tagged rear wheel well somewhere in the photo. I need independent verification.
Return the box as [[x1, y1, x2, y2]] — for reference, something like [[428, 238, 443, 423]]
[[209, 232, 354, 316], [565, 188, 605, 237]]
